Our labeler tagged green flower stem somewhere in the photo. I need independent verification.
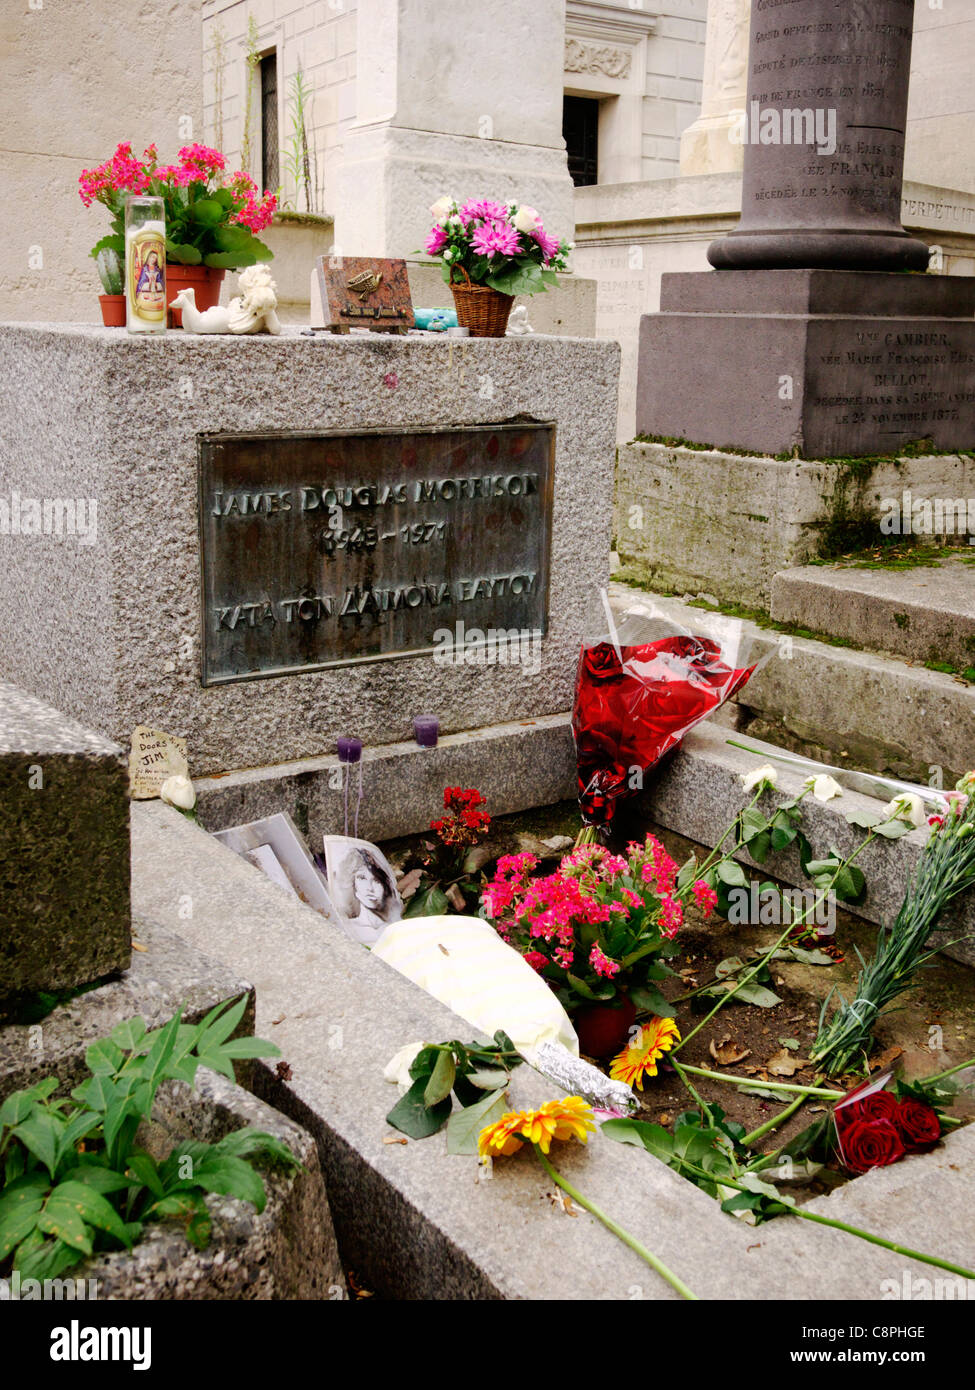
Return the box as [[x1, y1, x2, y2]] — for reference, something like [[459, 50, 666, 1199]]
[[672, 832, 876, 1056], [740, 1086, 816, 1149], [671, 1059, 716, 1126], [680, 1160, 975, 1281], [924, 1055, 975, 1085], [532, 1145, 699, 1300], [676, 1063, 843, 1100]]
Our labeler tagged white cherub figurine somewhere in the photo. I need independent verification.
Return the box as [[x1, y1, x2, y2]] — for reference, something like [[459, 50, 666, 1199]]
[[168, 288, 232, 334], [227, 264, 282, 335], [506, 304, 534, 336]]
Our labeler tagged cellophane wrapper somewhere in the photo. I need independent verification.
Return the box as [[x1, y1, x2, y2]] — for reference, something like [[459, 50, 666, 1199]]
[[572, 596, 767, 832]]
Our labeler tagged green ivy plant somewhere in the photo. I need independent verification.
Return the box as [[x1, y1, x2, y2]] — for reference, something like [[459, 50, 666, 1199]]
[[0, 997, 294, 1280]]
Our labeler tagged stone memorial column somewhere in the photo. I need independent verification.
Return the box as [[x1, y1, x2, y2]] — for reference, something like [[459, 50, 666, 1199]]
[[679, 0, 752, 178], [708, 0, 930, 270]]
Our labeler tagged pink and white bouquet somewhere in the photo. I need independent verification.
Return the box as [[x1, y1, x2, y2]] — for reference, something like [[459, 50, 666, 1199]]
[[423, 196, 572, 297]]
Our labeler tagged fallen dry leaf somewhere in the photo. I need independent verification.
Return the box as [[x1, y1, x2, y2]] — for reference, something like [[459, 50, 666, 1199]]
[[382, 1135, 408, 1145], [766, 1048, 810, 1077], [130, 940, 148, 953], [869, 1044, 904, 1073], [437, 943, 450, 956], [446, 883, 467, 912], [396, 868, 424, 899], [270, 1015, 286, 1026], [709, 1036, 752, 1066]]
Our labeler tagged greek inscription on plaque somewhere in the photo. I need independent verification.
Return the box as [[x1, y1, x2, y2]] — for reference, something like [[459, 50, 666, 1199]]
[[198, 424, 554, 685]]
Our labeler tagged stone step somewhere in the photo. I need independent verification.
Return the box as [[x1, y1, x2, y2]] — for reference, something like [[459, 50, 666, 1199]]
[[771, 557, 975, 670], [0, 680, 130, 998], [635, 721, 975, 972], [609, 582, 975, 787]]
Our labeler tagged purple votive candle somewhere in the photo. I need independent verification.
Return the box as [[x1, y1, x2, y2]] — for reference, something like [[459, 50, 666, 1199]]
[[337, 736, 363, 763], [413, 715, 439, 748]]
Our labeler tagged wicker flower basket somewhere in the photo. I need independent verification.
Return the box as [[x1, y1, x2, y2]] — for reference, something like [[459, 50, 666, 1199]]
[[449, 268, 514, 338]]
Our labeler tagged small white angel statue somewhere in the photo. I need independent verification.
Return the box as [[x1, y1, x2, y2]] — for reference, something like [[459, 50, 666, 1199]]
[[227, 263, 282, 335]]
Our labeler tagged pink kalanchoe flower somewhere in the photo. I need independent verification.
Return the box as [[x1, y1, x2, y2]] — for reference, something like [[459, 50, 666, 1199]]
[[524, 951, 548, 973], [658, 896, 683, 939], [178, 143, 226, 176], [692, 880, 718, 918], [589, 944, 621, 978]]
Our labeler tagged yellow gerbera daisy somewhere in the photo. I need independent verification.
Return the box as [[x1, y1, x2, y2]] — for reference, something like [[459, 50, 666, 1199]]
[[609, 1016, 681, 1090], [478, 1096, 597, 1158]]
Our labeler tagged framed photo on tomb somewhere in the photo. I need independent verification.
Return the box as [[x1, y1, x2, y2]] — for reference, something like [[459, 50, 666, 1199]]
[[309, 256, 415, 334], [322, 835, 404, 947]]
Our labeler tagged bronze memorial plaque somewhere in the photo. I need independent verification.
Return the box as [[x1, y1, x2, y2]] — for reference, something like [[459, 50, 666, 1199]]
[[198, 423, 554, 685]]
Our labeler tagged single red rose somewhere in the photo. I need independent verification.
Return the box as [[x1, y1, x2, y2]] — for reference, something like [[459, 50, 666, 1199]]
[[835, 1089, 899, 1129], [582, 642, 625, 683], [838, 1117, 905, 1174], [894, 1099, 942, 1153]]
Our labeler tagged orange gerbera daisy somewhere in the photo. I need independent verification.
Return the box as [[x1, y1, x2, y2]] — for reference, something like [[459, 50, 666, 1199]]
[[478, 1096, 597, 1158], [609, 1016, 681, 1090]]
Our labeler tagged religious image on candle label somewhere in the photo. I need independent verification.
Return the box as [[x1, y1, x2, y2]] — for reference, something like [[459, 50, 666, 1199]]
[[129, 229, 167, 323]]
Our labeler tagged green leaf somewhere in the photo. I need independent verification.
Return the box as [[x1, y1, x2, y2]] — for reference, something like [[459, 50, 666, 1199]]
[[740, 808, 769, 840], [602, 1118, 675, 1163], [565, 972, 615, 1002], [845, 808, 882, 829], [48, 1180, 132, 1248], [873, 820, 913, 840], [717, 861, 748, 887], [37, 1189, 93, 1255], [60, 1165, 134, 1195], [386, 1078, 452, 1139], [627, 982, 674, 1017], [71, 1072, 117, 1112], [214, 1128, 298, 1169], [165, 241, 203, 265], [464, 1067, 510, 1091], [85, 1037, 125, 1075], [485, 264, 542, 297], [16, 1233, 82, 1280], [403, 885, 450, 917], [0, 1181, 47, 1261], [832, 863, 866, 904], [0, 1090, 38, 1128], [12, 1111, 63, 1180], [125, 1153, 165, 1198], [151, 1191, 212, 1249], [214, 1036, 281, 1061], [177, 1154, 267, 1213], [202, 250, 256, 270], [749, 831, 772, 864], [423, 1049, 457, 1107], [731, 979, 782, 1007], [110, 1017, 147, 1052], [187, 197, 226, 227], [446, 1089, 508, 1156], [407, 1046, 441, 1082]]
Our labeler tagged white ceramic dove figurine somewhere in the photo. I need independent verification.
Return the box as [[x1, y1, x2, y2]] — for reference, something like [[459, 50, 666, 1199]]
[[168, 288, 232, 334], [227, 264, 282, 335]]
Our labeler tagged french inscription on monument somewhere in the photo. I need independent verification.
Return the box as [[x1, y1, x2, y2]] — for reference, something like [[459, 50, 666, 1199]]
[[198, 424, 554, 685]]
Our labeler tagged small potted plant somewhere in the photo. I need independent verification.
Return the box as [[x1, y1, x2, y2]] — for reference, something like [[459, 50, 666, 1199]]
[[79, 142, 277, 327], [423, 197, 573, 337]]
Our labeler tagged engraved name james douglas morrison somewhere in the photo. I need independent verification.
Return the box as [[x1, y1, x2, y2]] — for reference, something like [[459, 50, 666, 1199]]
[[209, 468, 541, 633]]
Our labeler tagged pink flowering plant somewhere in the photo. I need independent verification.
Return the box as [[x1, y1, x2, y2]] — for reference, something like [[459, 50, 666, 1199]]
[[79, 141, 276, 287], [423, 196, 572, 297], [482, 836, 718, 1013]]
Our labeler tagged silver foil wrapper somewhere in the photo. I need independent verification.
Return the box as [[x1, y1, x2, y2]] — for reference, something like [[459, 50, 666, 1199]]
[[525, 1042, 639, 1114]]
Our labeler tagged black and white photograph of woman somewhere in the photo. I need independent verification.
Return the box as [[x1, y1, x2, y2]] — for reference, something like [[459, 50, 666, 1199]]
[[323, 835, 403, 946]]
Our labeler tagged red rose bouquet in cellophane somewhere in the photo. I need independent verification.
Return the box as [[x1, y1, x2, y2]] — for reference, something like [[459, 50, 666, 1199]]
[[573, 596, 770, 840]]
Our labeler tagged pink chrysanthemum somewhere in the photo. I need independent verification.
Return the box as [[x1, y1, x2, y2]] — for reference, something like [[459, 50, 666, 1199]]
[[470, 220, 520, 259], [460, 198, 509, 223], [425, 223, 449, 255]]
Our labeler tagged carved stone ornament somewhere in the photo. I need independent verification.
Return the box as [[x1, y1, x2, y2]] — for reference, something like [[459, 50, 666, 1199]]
[[564, 37, 631, 79]]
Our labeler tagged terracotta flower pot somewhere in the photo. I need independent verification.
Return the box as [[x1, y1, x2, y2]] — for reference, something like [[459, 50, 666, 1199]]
[[449, 280, 514, 338], [574, 993, 637, 1060], [166, 264, 226, 328], [98, 294, 126, 327]]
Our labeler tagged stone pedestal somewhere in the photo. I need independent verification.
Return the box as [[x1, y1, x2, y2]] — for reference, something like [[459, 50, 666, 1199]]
[[0, 325, 617, 835], [637, 268, 975, 457], [679, 0, 751, 178], [333, 0, 575, 258]]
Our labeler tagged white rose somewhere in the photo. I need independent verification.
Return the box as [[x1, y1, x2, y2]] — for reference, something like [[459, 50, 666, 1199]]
[[512, 205, 541, 234], [804, 774, 843, 802], [160, 774, 196, 811], [741, 764, 778, 794], [883, 792, 925, 828], [429, 196, 453, 223]]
